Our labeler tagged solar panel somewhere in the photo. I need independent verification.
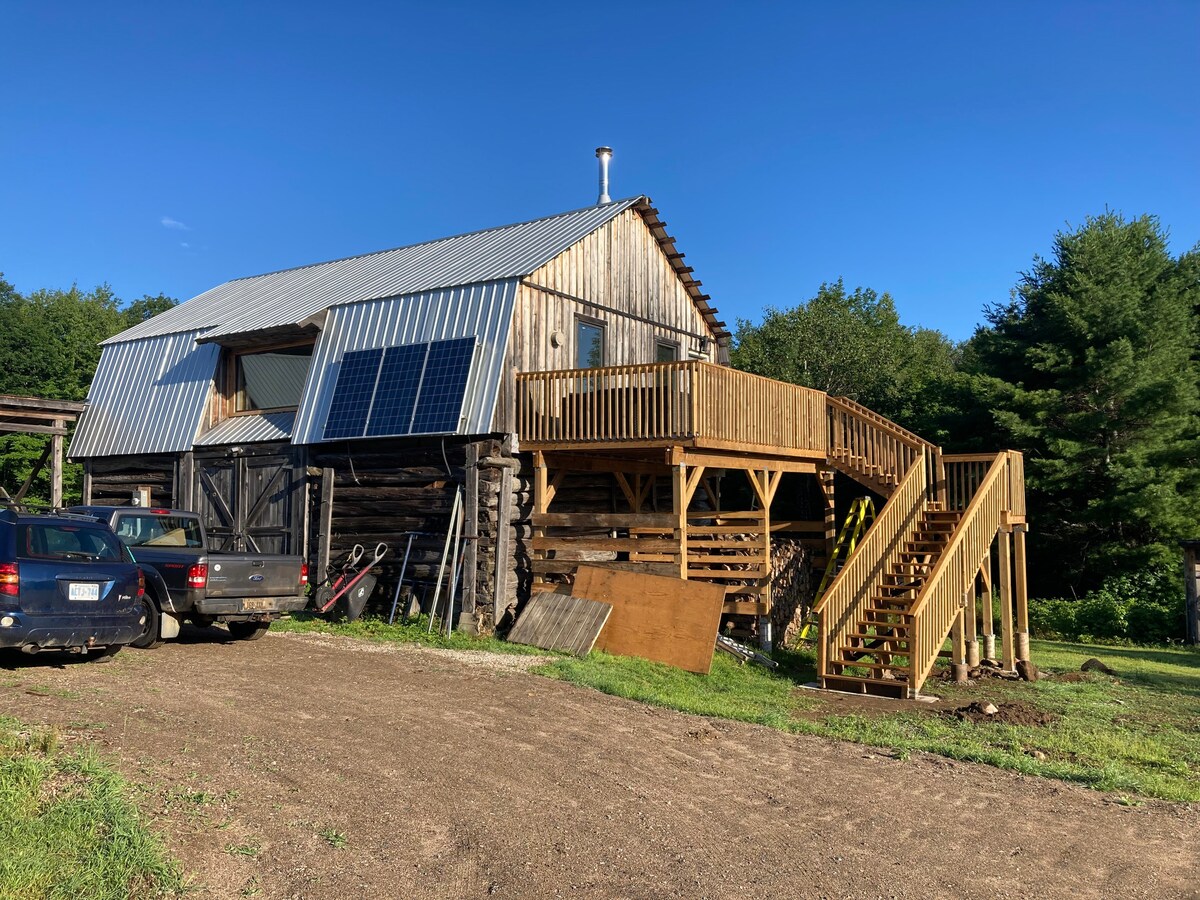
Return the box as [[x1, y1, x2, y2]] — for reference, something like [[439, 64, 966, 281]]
[[365, 343, 428, 437], [321, 338, 476, 441], [411, 338, 475, 434], [322, 348, 384, 440]]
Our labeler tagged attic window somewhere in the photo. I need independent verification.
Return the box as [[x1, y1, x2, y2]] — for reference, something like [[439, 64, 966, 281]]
[[235, 345, 314, 412]]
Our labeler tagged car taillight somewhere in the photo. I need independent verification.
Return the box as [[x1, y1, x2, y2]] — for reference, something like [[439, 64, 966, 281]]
[[187, 564, 207, 589], [299, 563, 309, 587], [0, 563, 18, 597], [137, 568, 146, 598]]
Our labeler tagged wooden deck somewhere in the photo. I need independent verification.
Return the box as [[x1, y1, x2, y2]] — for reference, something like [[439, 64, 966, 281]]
[[516, 361, 828, 459], [515, 361, 1029, 693]]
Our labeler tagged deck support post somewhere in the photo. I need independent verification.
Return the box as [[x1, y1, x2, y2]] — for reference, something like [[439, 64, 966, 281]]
[[1013, 526, 1030, 661], [998, 529, 1015, 672], [964, 585, 980, 667], [950, 608, 969, 683], [979, 548, 995, 661], [819, 468, 837, 568], [672, 461, 688, 581]]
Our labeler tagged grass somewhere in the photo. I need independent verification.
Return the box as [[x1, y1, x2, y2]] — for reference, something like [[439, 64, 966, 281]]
[[0, 715, 183, 899], [540, 639, 1200, 803]]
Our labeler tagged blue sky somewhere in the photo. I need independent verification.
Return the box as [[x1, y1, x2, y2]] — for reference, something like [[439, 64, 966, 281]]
[[2, 1, 1196, 341]]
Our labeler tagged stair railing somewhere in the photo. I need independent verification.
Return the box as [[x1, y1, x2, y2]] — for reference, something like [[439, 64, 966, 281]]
[[906, 451, 1020, 694], [812, 450, 929, 686], [826, 396, 944, 499]]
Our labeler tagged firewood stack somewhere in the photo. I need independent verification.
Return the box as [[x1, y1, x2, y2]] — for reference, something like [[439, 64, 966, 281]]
[[769, 537, 812, 646]]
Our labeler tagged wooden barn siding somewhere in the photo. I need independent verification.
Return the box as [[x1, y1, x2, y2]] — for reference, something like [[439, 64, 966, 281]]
[[309, 438, 526, 630], [513, 208, 719, 373], [85, 455, 177, 508]]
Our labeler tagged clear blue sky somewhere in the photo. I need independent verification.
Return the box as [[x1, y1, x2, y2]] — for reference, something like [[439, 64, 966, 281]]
[[2, 1, 1196, 341]]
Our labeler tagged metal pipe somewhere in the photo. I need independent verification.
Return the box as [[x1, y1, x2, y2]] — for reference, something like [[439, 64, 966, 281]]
[[595, 146, 612, 204]]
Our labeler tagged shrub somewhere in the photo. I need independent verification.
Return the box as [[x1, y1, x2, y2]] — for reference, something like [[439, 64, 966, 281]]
[[1029, 563, 1186, 644]]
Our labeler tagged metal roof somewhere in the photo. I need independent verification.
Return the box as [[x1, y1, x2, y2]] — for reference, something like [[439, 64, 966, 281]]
[[291, 279, 518, 445], [69, 331, 220, 458], [195, 410, 295, 446], [106, 197, 643, 345]]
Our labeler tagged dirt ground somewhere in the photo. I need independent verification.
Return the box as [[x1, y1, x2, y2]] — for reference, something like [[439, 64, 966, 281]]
[[3, 628, 1198, 900]]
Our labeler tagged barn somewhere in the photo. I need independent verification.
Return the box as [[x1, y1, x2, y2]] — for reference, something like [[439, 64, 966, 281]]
[[70, 189, 1031, 698]]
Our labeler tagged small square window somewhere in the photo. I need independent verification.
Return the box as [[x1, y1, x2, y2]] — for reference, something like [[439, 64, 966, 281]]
[[655, 339, 678, 363]]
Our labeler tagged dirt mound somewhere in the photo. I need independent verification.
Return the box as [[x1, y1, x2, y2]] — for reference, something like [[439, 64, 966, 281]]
[[946, 700, 1057, 727]]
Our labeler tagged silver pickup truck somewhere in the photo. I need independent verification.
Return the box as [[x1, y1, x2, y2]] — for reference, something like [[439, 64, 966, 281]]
[[71, 506, 308, 647]]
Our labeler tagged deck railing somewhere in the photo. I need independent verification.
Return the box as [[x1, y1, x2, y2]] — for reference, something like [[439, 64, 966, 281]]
[[811, 450, 929, 685], [826, 395, 943, 495], [515, 361, 828, 454], [907, 451, 1022, 693]]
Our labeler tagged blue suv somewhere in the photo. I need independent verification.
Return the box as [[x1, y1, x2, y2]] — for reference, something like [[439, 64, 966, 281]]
[[0, 508, 146, 659]]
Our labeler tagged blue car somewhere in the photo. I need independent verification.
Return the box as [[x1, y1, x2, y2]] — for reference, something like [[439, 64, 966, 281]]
[[0, 509, 147, 659]]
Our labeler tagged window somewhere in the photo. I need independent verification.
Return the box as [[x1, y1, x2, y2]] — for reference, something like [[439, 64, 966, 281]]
[[235, 345, 314, 412], [655, 339, 679, 363], [575, 318, 605, 369], [112, 514, 205, 549], [19, 524, 124, 562]]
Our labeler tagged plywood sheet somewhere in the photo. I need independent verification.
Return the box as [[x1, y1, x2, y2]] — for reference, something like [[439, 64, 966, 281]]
[[573, 566, 726, 674], [506, 592, 612, 657]]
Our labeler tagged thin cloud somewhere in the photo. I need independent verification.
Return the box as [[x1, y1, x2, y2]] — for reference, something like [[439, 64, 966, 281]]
[[161, 216, 190, 231], [179, 242, 191, 249]]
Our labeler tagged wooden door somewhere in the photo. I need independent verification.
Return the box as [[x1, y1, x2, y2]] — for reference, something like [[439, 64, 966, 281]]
[[193, 446, 305, 554]]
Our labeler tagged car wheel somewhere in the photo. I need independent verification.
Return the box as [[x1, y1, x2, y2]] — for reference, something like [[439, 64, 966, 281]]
[[226, 621, 271, 641], [131, 595, 162, 649]]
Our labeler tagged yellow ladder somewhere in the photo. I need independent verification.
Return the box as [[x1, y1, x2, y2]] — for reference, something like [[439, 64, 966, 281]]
[[798, 497, 876, 639]]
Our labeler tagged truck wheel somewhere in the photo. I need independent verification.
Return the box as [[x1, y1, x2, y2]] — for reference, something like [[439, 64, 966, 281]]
[[131, 595, 162, 649], [227, 621, 271, 641]]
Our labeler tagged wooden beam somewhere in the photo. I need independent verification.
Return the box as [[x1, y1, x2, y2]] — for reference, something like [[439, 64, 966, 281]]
[[540, 452, 670, 477], [316, 467, 335, 578], [50, 421, 63, 507], [672, 463, 687, 579], [461, 442, 479, 629], [613, 472, 638, 510], [998, 529, 1015, 671], [493, 462, 514, 625], [679, 448, 819, 473], [682, 465, 706, 507], [533, 512, 677, 528]]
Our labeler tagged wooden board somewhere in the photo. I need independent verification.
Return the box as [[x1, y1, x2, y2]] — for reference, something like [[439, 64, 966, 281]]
[[572, 565, 726, 675], [506, 592, 612, 657]]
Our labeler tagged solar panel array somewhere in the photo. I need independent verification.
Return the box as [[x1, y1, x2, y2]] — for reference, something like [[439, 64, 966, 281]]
[[322, 338, 476, 441]]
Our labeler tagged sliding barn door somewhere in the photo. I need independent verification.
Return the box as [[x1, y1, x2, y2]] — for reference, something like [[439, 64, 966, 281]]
[[193, 445, 306, 554]]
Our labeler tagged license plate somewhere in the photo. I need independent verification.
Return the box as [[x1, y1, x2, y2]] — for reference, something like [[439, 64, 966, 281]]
[[69, 583, 100, 602], [241, 599, 274, 611]]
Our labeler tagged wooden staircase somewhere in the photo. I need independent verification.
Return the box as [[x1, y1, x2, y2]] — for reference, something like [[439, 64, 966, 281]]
[[814, 398, 1026, 698], [822, 505, 961, 698]]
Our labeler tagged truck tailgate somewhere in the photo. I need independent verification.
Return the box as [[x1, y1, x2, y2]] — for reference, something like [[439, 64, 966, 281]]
[[204, 555, 304, 600]]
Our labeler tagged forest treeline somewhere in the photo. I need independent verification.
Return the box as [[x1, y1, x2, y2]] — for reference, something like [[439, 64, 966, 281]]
[[734, 212, 1199, 639], [2, 210, 1197, 638]]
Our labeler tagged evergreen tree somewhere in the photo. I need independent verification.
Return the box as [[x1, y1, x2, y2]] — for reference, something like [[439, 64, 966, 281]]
[[970, 213, 1200, 592]]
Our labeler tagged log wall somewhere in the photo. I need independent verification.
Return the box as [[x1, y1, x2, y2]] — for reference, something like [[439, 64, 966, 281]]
[[85, 455, 177, 508]]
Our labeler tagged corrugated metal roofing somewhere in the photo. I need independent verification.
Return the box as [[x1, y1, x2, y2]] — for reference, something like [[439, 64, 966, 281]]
[[292, 279, 518, 445], [106, 197, 642, 345], [195, 410, 295, 446], [69, 331, 220, 458]]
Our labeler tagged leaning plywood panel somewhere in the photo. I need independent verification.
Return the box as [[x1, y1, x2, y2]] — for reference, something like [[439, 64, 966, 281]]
[[507, 592, 612, 657], [573, 566, 725, 675]]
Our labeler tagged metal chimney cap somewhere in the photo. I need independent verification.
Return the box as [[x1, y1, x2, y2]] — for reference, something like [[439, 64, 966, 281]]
[[595, 146, 613, 157]]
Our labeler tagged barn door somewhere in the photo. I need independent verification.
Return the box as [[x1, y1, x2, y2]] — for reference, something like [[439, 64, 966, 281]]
[[193, 446, 305, 554]]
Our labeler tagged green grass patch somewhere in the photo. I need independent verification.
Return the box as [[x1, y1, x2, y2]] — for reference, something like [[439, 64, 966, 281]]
[[538, 639, 1200, 804], [0, 716, 183, 898], [274, 613, 548, 655]]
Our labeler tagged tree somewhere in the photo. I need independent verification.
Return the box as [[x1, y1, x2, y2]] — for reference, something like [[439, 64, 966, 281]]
[[970, 213, 1200, 593], [730, 279, 959, 431], [0, 274, 178, 502]]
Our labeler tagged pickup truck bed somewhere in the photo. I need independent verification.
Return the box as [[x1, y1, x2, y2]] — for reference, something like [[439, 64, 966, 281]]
[[71, 506, 307, 646]]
